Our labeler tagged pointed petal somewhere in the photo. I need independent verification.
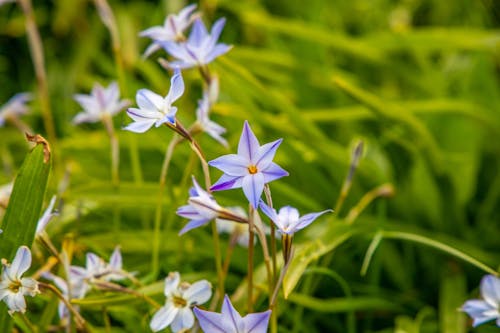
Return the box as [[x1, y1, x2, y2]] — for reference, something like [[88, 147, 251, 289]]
[[255, 139, 283, 169], [242, 173, 265, 209], [193, 307, 226, 332], [221, 295, 243, 330], [123, 120, 156, 133], [36, 195, 57, 234], [177, 4, 197, 23], [262, 162, 288, 183], [164, 272, 180, 296], [136, 89, 163, 111], [462, 299, 497, 327], [208, 154, 248, 176], [209, 18, 226, 46], [150, 303, 178, 332], [244, 310, 272, 333], [109, 246, 122, 270], [205, 44, 232, 64], [295, 209, 332, 231], [166, 68, 184, 104], [238, 121, 260, 161], [188, 18, 208, 46], [481, 275, 500, 306], [258, 200, 279, 223], [10, 246, 32, 278], [179, 219, 210, 235], [184, 280, 211, 305], [210, 174, 243, 192]]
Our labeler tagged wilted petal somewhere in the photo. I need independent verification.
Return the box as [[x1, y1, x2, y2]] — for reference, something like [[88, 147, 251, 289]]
[[150, 303, 178, 332], [242, 173, 265, 209], [238, 121, 260, 161]]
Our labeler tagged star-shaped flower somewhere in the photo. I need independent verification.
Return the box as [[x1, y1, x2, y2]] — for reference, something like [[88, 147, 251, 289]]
[[0, 246, 39, 314], [259, 201, 332, 235], [150, 272, 212, 332], [124, 68, 184, 133], [73, 82, 129, 124], [462, 274, 500, 327], [194, 294, 271, 333], [0, 93, 31, 127], [209, 121, 288, 208], [161, 17, 232, 69], [140, 4, 198, 58]]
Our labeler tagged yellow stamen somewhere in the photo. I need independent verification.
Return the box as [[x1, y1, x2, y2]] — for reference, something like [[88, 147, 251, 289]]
[[248, 165, 258, 174], [172, 295, 187, 308]]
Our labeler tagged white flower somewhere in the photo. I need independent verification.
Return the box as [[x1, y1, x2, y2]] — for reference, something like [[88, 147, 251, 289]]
[[0, 93, 31, 127], [195, 90, 228, 147], [0, 182, 13, 209], [125, 68, 184, 133], [73, 82, 129, 124], [150, 272, 212, 332], [462, 275, 500, 327], [0, 246, 39, 314], [36, 195, 57, 235], [140, 4, 198, 58]]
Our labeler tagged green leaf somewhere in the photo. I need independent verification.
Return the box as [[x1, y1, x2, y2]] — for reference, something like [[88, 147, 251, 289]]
[[287, 293, 399, 313], [0, 141, 51, 330]]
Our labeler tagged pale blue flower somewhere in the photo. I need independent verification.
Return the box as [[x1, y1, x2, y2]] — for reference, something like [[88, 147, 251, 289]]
[[161, 17, 231, 69], [140, 4, 198, 58], [73, 82, 129, 124], [150, 272, 212, 332], [36, 195, 57, 235], [125, 68, 184, 133], [195, 90, 228, 147], [0, 246, 39, 314], [0, 93, 31, 127], [194, 294, 271, 333], [259, 201, 332, 235], [209, 121, 288, 209], [462, 275, 500, 327]]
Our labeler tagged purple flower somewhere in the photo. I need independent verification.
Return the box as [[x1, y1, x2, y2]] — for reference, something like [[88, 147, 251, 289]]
[[124, 68, 184, 133], [73, 82, 129, 124], [462, 275, 500, 327], [0, 93, 31, 127], [161, 17, 232, 69], [259, 201, 331, 235], [177, 176, 223, 235], [194, 294, 271, 333], [140, 4, 198, 58], [209, 121, 288, 209]]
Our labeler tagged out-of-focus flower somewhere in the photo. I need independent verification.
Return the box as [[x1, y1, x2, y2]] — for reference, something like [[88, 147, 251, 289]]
[[194, 294, 271, 333], [150, 272, 211, 332], [36, 195, 57, 235], [125, 68, 184, 133], [216, 207, 269, 247], [0, 182, 13, 209], [0, 246, 39, 314], [140, 4, 198, 58], [42, 270, 84, 322], [0, 0, 16, 7], [259, 201, 331, 235], [161, 18, 231, 69], [195, 91, 228, 147], [73, 82, 128, 124], [0, 93, 31, 127], [209, 121, 288, 209], [462, 275, 500, 327]]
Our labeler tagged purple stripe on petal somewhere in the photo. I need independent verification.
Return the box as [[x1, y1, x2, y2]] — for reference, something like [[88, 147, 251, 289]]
[[193, 308, 226, 332], [210, 174, 243, 191], [238, 121, 260, 161], [179, 219, 210, 235], [255, 138, 283, 168], [208, 154, 248, 176], [244, 310, 272, 333], [262, 162, 288, 183], [242, 173, 265, 209]]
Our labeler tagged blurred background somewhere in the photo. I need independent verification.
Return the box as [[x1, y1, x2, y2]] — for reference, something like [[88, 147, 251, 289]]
[[0, 0, 499, 332]]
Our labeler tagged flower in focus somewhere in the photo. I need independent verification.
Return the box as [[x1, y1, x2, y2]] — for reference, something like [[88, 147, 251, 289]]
[[209, 121, 288, 209], [194, 294, 271, 333], [259, 201, 331, 235], [150, 271, 211, 332], [0, 246, 39, 314], [36, 195, 57, 235], [462, 274, 500, 327], [73, 82, 128, 124], [0, 93, 31, 127], [125, 68, 184, 133], [140, 4, 198, 58], [177, 176, 223, 235], [161, 17, 231, 69], [195, 90, 228, 147]]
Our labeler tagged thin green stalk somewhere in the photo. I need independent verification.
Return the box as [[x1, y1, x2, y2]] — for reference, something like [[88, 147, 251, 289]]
[[102, 114, 119, 188]]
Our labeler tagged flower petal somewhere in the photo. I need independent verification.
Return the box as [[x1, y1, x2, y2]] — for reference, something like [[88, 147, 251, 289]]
[[262, 162, 289, 184], [209, 154, 249, 176], [259, 200, 279, 223], [295, 209, 332, 231], [179, 219, 210, 235], [136, 89, 163, 111], [123, 119, 156, 133], [255, 139, 282, 168], [193, 307, 226, 332], [204, 43, 232, 64], [242, 173, 265, 209], [171, 308, 195, 332], [210, 174, 243, 192], [462, 299, 497, 327], [109, 246, 122, 270], [188, 18, 208, 46], [221, 294, 244, 330], [9, 246, 32, 278], [208, 18, 226, 47], [166, 68, 184, 104], [150, 303, 178, 332], [184, 280, 212, 305], [481, 275, 500, 307], [238, 121, 260, 161], [164, 272, 180, 296], [244, 310, 272, 333]]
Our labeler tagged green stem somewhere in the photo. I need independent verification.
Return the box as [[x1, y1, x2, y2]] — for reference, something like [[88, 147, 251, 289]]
[[102, 115, 120, 188]]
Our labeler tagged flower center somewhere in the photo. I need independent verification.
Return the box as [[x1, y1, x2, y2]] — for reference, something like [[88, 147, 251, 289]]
[[172, 295, 187, 308], [248, 165, 258, 174], [8, 280, 22, 293]]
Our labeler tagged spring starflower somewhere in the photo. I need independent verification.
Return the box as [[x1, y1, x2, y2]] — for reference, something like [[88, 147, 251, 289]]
[[0, 93, 31, 127], [462, 275, 500, 327], [36, 195, 57, 234], [194, 294, 271, 333], [150, 272, 211, 332], [161, 17, 231, 68], [209, 121, 288, 208], [73, 82, 128, 124], [0, 246, 39, 314], [140, 4, 198, 58], [125, 68, 184, 133]]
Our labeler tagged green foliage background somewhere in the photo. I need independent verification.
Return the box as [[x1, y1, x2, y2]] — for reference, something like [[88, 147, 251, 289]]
[[0, 0, 499, 332]]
